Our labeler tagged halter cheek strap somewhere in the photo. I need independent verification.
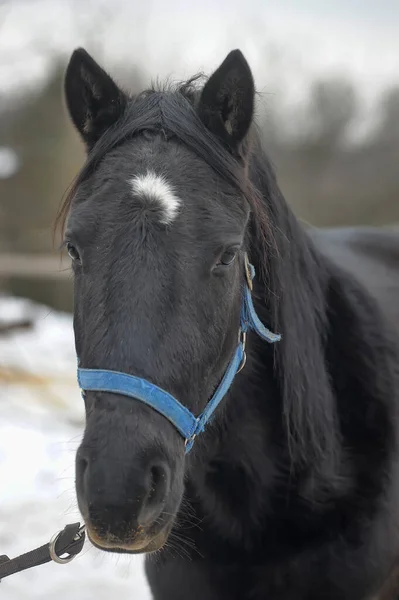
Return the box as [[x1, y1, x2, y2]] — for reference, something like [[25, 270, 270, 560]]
[[77, 254, 281, 452]]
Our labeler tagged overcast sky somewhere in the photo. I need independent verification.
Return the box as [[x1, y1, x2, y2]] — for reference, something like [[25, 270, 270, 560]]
[[0, 0, 398, 136]]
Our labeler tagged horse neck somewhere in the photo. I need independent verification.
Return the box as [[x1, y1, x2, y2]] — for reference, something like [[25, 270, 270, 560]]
[[188, 167, 339, 513], [184, 149, 398, 547], [246, 150, 340, 479]]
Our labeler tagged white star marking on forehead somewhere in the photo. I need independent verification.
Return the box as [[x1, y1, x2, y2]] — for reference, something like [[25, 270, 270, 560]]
[[130, 171, 181, 224]]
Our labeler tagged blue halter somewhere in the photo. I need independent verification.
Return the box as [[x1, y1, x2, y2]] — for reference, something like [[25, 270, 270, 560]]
[[77, 255, 281, 452]]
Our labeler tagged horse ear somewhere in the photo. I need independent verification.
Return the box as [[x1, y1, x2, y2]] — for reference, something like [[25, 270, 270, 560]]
[[197, 49, 255, 151], [64, 48, 127, 149]]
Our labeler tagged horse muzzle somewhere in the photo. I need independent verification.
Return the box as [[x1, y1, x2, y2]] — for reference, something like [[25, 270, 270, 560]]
[[75, 406, 181, 554]]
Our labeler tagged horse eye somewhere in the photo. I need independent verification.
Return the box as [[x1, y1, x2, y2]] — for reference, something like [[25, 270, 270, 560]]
[[218, 248, 238, 266], [67, 242, 80, 262]]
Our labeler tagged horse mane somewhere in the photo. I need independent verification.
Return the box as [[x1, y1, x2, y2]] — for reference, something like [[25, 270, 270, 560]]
[[57, 77, 340, 474], [248, 142, 340, 476]]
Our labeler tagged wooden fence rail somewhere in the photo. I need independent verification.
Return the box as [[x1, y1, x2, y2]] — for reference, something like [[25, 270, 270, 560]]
[[0, 254, 70, 280]]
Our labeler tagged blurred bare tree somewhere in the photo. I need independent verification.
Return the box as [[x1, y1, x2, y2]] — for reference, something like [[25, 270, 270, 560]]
[[268, 78, 399, 227]]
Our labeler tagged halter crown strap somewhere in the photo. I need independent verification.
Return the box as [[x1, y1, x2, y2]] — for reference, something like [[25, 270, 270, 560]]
[[77, 254, 281, 452]]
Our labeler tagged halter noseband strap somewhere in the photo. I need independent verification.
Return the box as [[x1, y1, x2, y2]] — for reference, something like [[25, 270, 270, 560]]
[[77, 254, 281, 452]]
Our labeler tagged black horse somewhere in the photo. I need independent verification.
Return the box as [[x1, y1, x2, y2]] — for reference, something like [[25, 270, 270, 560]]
[[60, 47, 399, 599]]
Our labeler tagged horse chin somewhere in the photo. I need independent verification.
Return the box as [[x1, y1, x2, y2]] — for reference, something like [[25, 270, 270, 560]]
[[86, 526, 170, 555]]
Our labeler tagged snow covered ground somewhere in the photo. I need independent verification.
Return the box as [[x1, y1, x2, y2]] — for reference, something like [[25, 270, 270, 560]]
[[0, 296, 152, 599]]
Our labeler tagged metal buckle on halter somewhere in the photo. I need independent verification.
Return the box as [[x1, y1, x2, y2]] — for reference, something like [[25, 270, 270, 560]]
[[184, 417, 200, 450], [184, 433, 197, 449], [244, 253, 253, 292], [237, 330, 247, 373]]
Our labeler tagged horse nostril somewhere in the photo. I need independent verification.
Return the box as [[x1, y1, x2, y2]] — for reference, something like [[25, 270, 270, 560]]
[[138, 463, 170, 527], [148, 466, 162, 501], [81, 457, 171, 539], [77, 456, 88, 477], [76, 454, 89, 497]]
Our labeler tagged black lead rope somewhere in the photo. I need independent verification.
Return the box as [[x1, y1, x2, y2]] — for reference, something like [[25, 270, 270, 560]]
[[0, 523, 85, 582]]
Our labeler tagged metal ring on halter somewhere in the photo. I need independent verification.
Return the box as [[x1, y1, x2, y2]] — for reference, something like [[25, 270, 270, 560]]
[[237, 329, 247, 374], [244, 254, 253, 291], [49, 526, 85, 565], [237, 350, 247, 374]]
